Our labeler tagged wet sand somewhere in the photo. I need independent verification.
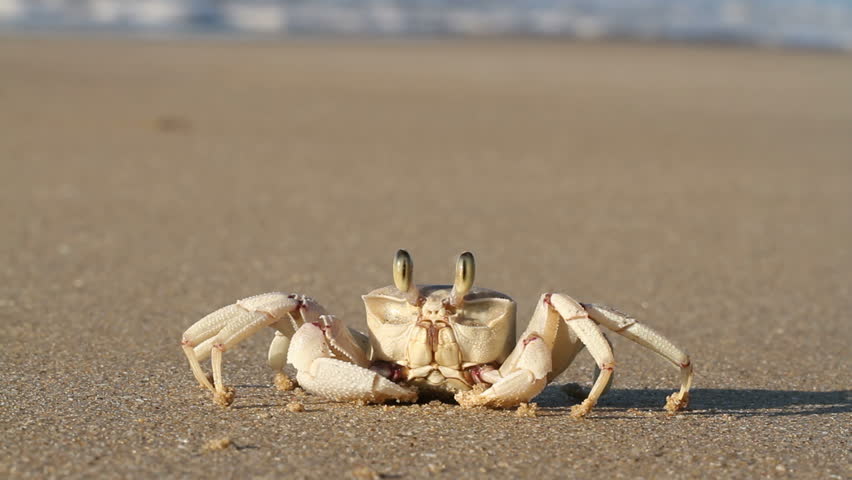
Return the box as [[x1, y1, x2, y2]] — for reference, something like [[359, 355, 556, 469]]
[[0, 37, 850, 479]]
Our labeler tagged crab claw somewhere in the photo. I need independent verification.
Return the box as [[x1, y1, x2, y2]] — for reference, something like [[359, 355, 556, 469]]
[[289, 321, 417, 403], [455, 334, 552, 408]]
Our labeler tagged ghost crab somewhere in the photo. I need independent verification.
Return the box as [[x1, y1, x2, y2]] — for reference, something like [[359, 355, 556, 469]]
[[181, 250, 693, 417]]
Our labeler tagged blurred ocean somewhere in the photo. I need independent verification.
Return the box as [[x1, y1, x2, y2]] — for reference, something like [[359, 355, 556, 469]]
[[1, 0, 851, 50]]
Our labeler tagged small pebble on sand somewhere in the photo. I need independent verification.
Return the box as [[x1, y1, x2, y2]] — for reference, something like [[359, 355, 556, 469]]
[[349, 465, 381, 480], [203, 437, 232, 452]]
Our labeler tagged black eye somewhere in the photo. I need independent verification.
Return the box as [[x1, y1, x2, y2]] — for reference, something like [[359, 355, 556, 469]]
[[393, 249, 413, 292], [450, 252, 475, 306]]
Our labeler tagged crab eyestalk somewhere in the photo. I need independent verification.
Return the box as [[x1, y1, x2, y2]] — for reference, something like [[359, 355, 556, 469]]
[[450, 251, 475, 307], [393, 249, 420, 305]]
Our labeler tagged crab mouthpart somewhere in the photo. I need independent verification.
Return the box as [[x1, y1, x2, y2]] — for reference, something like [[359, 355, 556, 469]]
[[427, 370, 445, 384]]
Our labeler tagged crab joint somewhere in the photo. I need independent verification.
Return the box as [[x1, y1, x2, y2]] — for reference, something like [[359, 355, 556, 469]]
[[393, 249, 420, 305], [449, 251, 475, 307], [370, 361, 408, 382]]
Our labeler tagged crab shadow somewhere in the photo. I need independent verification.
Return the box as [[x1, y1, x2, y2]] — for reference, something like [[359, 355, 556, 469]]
[[227, 382, 849, 417], [534, 385, 851, 417]]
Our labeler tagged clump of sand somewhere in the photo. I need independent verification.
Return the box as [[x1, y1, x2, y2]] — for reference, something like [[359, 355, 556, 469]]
[[203, 437, 232, 452], [213, 387, 235, 407], [274, 373, 297, 391], [665, 391, 690, 413], [349, 465, 382, 480], [516, 402, 538, 417], [454, 383, 489, 407]]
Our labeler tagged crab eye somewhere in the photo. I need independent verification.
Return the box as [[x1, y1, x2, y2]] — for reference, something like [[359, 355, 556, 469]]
[[450, 251, 475, 306], [393, 249, 413, 293]]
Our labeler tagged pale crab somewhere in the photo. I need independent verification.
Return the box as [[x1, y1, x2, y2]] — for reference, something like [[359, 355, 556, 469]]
[[181, 250, 693, 417]]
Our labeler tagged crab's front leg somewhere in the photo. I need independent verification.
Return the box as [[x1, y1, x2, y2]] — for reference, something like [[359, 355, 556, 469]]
[[288, 316, 418, 404], [454, 295, 560, 410], [455, 294, 614, 418], [455, 333, 552, 408], [180, 293, 327, 405]]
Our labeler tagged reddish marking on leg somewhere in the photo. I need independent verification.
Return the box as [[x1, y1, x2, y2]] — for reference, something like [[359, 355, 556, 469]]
[[181, 339, 194, 347], [213, 343, 226, 351], [469, 365, 484, 383], [543, 293, 553, 307], [468, 364, 499, 386], [681, 361, 691, 368], [466, 364, 498, 385], [600, 363, 615, 371], [310, 321, 329, 333], [388, 363, 406, 382], [523, 335, 541, 346], [287, 294, 297, 299], [370, 361, 406, 382]]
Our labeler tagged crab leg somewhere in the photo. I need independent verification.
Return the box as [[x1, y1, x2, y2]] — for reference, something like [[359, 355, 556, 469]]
[[181, 304, 244, 391], [582, 303, 693, 412], [267, 331, 291, 374], [559, 329, 616, 416], [460, 294, 613, 417], [455, 294, 618, 416], [208, 309, 282, 402], [288, 317, 418, 403], [181, 293, 327, 405], [539, 294, 617, 417]]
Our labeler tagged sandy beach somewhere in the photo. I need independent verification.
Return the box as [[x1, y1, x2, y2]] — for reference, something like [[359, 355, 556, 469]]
[[0, 37, 850, 479]]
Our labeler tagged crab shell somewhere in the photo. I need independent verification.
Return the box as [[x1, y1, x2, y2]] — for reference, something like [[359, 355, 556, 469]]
[[363, 285, 515, 395]]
